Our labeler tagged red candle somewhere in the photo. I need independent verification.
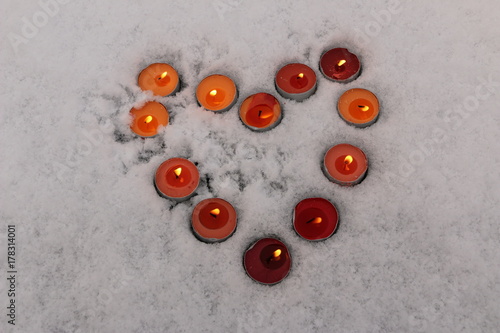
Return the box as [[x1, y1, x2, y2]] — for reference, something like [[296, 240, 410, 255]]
[[323, 144, 368, 186], [154, 158, 200, 202], [191, 198, 237, 243], [244, 238, 291, 285], [320, 48, 361, 83], [138, 63, 180, 97], [275, 63, 317, 101], [239, 93, 282, 132], [129, 101, 169, 138], [293, 198, 339, 241]]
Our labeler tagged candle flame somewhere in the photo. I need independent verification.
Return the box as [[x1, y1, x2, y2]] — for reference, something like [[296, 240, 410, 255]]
[[258, 110, 273, 119], [337, 59, 346, 66], [209, 89, 218, 96], [344, 155, 353, 171], [173, 167, 182, 178], [210, 208, 220, 217], [144, 115, 153, 124], [160, 71, 168, 79], [358, 105, 370, 112], [297, 73, 304, 79], [307, 217, 323, 224], [273, 249, 281, 258]]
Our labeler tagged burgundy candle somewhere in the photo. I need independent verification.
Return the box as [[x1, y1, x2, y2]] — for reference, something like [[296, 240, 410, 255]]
[[243, 238, 291, 285], [275, 63, 317, 101], [320, 48, 361, 83], [293, 198, 339, 241]]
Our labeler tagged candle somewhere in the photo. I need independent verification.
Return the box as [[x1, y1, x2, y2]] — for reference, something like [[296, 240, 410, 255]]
[[196, 74, 238, 112], [243, 238, 291, 285], [191, 198, 237, 243], [129, 101, 169, 138], [275, 63, 317, 101], [239, 93, 282, 132], [138, 63, 180, 96], [154, 158, 199, 202], [338, 88, 380, 128], [320, 48, 361, 83], [293, 198, 339, 241], [323, 144, 368, 186]]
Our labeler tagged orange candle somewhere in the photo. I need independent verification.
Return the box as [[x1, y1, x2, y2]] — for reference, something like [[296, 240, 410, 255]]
[[154, 158, 199, 202], [239, 93, 282, 132], [129, 101, 169, 138], [338, 88, 380, 128], [275, 63, 317, 101], [191, 198, 237, 243], [138, 63, 180, 96], [323, 144, 368, 186], [196, 74, 238, 112]]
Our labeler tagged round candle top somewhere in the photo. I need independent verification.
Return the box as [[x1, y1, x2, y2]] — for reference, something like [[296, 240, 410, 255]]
[[293, 198, 339, 241], [320, 48, 361, 82], [196, 74, 238, 112], [129, 101, 169, 138], [191, 198, 237, 242], [323, 144, 368, 186], [244, 238, 291, 285], [154, 158, 199, 201], [138, 63, 180, 96], [338, 88, 380, 127], [275, 63, 317, 95], [239, 93, 282, 131]]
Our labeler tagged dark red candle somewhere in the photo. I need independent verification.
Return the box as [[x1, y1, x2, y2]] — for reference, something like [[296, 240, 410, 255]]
[[275, 63, 317, 101], [293, 198, 339, 241], [320, 48, 361, 83], [243, 238, 291, 285]]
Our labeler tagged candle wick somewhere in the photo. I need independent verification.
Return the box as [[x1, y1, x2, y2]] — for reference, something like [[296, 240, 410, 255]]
[[258, 110, 262, 118]]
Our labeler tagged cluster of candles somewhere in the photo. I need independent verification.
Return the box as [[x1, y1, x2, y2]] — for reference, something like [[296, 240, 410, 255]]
[[129, 47, 379, 285]]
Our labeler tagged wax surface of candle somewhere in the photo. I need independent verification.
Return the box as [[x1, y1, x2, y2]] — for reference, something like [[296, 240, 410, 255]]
[[129, 101, 169, 138], [138, 63, 180, 96], [338, 88, 380, 127], [196, 75, 237, 112]]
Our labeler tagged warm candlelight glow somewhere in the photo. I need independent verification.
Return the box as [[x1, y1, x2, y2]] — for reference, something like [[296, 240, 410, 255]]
[[160, 71, 168, 80], [344, 155, 353, 171], [174, 167, 182, 178], [307, 217, 323, 224], [210, 208, 220, 217], [273, 249, 282, 259], [144, 115, 153, 123], [297, 72, 304, 79], [258, 110, 273, 119], [209, 89, 218, 96], [337, 59, 346, 66], [358, 105, 370, 112]]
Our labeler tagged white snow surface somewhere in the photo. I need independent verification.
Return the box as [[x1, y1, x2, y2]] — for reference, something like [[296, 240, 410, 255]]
[[1, 0, 500, 332]]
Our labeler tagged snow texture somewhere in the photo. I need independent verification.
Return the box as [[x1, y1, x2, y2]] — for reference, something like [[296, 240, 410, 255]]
[[1, 0, 499, 332]]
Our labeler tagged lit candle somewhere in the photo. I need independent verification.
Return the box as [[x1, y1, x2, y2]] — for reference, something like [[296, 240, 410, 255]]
[[243, 238, 291, 285], [191, 198, 237, 243], [196, 74, 238, 112], [338, 88, 380, 128], [323, 144, 368, 186], [138, 63, 180, 96], [293, 198, 339, 241], [154, 158, 199, 202], [129, 101, 169, 138], [320, 48, 361, 83], [239, 93, 282, 132], [275, 63, 317, 101]]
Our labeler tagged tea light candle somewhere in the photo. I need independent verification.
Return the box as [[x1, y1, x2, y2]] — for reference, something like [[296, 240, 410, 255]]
[[320, 48, 361, 83], [239, 93, 282, 132], [323, 144, 368, 186], [191, 198, 237, 243], [154, 158, 199, 202], [338, 88, 380, 127], [129, 101, 169, 138], [243, 238, 291, 285], [138, 63, 180, 96], [275, 63, 317, 101], [293, 198, 339, 241], [196, 74, 238, 112]]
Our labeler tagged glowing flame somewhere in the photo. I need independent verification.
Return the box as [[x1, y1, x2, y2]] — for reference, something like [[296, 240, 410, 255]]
[[173, 167, 182, 178], [273, 249, 281, 258], [358, 105, 370, 112], [160, 71, 168, 79], [209, 89, 218, 96], [307, 217, 323, 224], [258, 110, 273, 119], [344, 155, 353, 171], [210, 208, 220, 217], [144, 115, 153, 123], [337, 59, 346, 66], [297, 73, 304, 79]]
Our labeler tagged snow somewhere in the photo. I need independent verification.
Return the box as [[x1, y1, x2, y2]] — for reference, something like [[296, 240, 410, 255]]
[[1, 0, 499, 332]]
